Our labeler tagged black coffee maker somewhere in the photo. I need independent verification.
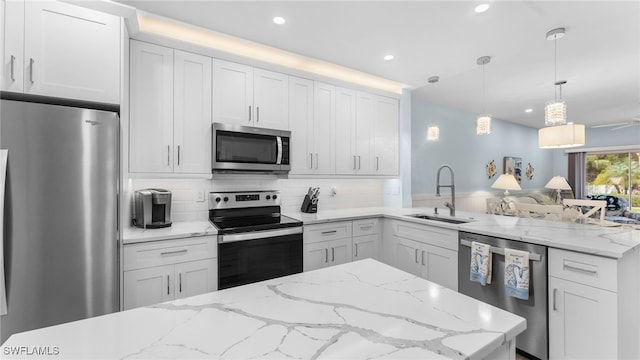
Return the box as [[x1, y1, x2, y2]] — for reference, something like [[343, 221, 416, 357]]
[[132, 188, 172, 228]]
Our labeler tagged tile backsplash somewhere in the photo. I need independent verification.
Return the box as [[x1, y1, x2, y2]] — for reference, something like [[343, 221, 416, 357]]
[[124, 176, 387, 224]]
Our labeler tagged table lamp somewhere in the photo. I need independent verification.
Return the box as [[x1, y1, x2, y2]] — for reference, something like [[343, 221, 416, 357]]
[[491, 174, 521, 214], [545, 176, 572, 204]]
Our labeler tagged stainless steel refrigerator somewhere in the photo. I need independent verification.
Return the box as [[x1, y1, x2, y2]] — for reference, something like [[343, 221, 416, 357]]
[[0, 97, 119, 344]]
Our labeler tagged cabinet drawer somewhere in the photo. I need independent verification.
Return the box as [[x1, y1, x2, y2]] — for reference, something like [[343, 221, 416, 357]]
[[353, 218, 379, 237], [392, 220, 458, 251], [304, 221, 352, 244], [549, 248, 617, 292], [124, 236, 217, 271]]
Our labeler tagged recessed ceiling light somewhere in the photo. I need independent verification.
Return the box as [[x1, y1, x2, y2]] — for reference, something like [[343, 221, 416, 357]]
[[474, 3, 490, 13], [383, 55, 394, 61], [273, 16, 286, 25], [525, 108, 533, 113]]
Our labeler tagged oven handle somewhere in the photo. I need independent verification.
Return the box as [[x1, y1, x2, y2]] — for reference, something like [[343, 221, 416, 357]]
[[218, 227, 302, 243]]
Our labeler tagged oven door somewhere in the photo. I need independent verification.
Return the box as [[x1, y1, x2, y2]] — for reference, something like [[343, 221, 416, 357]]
[[218, 228, 302, 290], [212, 123, 290, 173]]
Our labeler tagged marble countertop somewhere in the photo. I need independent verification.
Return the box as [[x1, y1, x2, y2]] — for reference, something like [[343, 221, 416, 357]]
[[122, 221, 217, 244], [0, 259, 525, 360], [289, 207, 640, 259]]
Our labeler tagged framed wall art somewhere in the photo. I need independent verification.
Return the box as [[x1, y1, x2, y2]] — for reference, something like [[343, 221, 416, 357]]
[[503, 156, 523, 183]]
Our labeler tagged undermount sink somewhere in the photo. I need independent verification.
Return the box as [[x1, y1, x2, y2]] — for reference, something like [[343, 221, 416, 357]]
[[405, 213, 473, 224]]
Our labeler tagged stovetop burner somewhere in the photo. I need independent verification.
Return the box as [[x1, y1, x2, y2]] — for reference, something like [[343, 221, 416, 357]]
[[208, 191, 302, 234]]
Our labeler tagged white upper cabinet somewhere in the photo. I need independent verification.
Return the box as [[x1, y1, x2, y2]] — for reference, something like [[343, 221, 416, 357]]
[[2, 0, 120, 103], [372, 95, 399, 175], [173, 50, 212, 174], [253, 68, 289, 130], [334, 87, 357, 174], [289, 76, 314, 174], [129, 41, 174, 174], [213, 60, 253, 127], [129, 41, 212, 175], [213, 59, 288, 130], [311, 82, 336, 175]]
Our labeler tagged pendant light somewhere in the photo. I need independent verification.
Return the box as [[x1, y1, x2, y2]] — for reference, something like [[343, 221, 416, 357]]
[[538, 27, 586, 148], [545, 28, 567, 126], [476, 56, 491, 135]]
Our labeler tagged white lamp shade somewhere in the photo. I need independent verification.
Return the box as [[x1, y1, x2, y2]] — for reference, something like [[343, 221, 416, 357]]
[[538, 123, 585, 148], [544, 100, 567, 126], [491, 174, 522, 191], [544, 176, 572, 190], [476, 115, 491, 135]]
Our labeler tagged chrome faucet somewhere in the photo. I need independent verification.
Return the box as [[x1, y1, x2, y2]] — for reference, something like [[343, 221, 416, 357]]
[[436, 164, 455, 216]]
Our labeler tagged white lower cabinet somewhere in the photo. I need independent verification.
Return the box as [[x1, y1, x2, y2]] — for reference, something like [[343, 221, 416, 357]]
[[352, 218, 380, 261], [123, 236, 217, 310], [547, 248, 638, 359], [303, 221, 352, 272], [384, 220, 458, 291]]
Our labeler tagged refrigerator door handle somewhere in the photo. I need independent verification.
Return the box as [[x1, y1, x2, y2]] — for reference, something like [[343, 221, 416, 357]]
[[1, 149, 8, 315]]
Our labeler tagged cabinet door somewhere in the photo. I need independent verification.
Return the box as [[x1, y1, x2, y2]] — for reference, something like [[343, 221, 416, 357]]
[[353, 234, 379, 261], [312, 82, 336, 174], [23, 1, 120, 103], [173, 50, 212, 174], [354, 91, 374, 173], [393, 236, 421, 276], [213, 59, 253, 126], [329, 238, 352, 266], [335, 87, 356, 174], [123, 265, 174, 310], [548, 276, 618, 360], [288, 76, 314, 174], [372, 96, 398, 175], [2, 0, 24, 92], [129, 41, 174, 173], [174, 259, 217, 299], [253, 68, 288, 130], [303, 242, 328, 272], [420, 243, 458, 291]]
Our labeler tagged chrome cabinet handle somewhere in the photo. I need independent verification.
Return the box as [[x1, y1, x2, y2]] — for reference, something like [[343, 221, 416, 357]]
[[179, 273, 182, 293], [248, 105, 252, 122], [553, 288, 558, 311], [414, 248, 418, 263], [167, 275, 170, 295], [167, 145, 170, 166], [563, 263, 598, 275], [331, 247, 335, 262], [321, 230, 337, 235], [310, 153, 313, 169], [353, 155, 356, 170], [358, 155, 361, 170], [376, 156, 379, 171], [315, 153, 319, 169], [360, 225, 372, 231], [421, 250, 425, 266], [256, 106, 260, 122], [29, 58, 34, 83], [160, 249, 187, 256], [9, 55, 15, 82], [324, 248, 328, 263], [354, 243, 358, 257], [177, 145, 181, 166]]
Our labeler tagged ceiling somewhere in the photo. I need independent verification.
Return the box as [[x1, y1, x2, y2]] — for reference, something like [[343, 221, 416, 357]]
[[117, 0, 640, 129]]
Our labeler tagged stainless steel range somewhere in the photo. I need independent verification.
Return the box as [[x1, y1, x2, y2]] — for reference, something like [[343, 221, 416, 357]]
[[209, 190, 303, 290]]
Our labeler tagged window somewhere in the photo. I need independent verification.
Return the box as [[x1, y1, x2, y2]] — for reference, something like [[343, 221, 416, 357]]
[[585, 152, 639, 213]]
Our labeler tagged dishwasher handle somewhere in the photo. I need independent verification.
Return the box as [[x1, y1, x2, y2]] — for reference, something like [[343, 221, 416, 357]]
[[459, 239, 542, 262]]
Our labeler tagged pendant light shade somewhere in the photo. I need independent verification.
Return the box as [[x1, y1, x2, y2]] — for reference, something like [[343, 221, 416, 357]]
[[538, 123, 585, 148], [427, 125, 439, 141], [544, 99, 567, 126], [476, 56, 491, 135]]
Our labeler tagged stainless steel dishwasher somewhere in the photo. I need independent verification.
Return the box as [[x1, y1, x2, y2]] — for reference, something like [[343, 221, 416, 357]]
[[458, 231, 548, 360]]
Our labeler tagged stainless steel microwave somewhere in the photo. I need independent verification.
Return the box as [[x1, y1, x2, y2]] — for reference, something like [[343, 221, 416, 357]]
[[212, 123, 291, 173]]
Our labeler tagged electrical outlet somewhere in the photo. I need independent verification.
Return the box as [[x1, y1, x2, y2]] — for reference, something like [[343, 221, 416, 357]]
[[195, 190, 205, 202]]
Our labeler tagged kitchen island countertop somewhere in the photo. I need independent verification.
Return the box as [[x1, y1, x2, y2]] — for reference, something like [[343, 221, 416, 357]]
[[1, 259, 525, 360]]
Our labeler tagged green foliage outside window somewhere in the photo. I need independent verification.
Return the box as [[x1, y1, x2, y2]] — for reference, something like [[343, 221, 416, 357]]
[[586, 152, 640, 213]]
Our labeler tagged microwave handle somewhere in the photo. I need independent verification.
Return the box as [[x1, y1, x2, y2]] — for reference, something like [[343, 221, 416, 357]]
[[276, 137, 283, 165]]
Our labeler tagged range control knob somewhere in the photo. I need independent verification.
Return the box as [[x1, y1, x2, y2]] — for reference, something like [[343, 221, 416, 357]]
[[223, 197, 229, 202], [215, 197, 222, 203], [266, 195, 271, 200], [272, 194, 278, 200]]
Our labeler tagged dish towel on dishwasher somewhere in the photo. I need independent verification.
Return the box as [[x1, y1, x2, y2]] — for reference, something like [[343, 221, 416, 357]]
[[470, 241, 492, 286], [504, 248, 530, 300]]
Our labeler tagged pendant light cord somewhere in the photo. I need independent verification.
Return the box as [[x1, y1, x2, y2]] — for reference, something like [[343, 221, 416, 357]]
[[482, 63, 486, 114], [554, 37, 558, 101]]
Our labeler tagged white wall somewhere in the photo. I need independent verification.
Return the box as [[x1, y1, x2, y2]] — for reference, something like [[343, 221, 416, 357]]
[[125, 177, 386, 224]]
